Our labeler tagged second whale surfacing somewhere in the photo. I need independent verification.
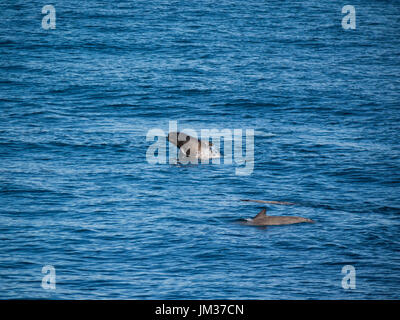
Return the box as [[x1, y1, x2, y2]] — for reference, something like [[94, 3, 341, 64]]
[[167, 132, 221, 161], [242, 208, 314, 226]]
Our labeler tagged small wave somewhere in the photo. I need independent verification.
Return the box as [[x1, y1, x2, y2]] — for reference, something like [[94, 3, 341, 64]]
[[254, 131, 277, 137]]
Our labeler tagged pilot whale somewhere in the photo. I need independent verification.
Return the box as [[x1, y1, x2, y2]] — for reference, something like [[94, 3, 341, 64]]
[[242, 208, 314, 226], [167, 132, 221, 161]]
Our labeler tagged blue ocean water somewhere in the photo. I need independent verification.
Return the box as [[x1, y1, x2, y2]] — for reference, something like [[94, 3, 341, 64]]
[[1, 0, 399, 299]]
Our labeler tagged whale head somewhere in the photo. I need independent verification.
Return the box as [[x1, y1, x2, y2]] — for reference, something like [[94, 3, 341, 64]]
[[167, 131, 220, 160]]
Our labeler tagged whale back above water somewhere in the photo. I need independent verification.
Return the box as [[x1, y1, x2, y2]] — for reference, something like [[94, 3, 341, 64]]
[[167, 131, 220, 160], [244, 208, 314, 226]]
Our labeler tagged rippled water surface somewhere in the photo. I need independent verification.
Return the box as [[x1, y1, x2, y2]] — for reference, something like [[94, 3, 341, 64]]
[[1, 1, 400, 299]]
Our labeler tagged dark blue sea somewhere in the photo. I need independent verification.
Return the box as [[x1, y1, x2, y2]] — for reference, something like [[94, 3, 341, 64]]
[[1, 0, 399, 299]]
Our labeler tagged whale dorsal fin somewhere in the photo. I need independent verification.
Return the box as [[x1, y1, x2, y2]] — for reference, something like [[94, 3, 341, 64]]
[[253, 208, 267, 220]]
